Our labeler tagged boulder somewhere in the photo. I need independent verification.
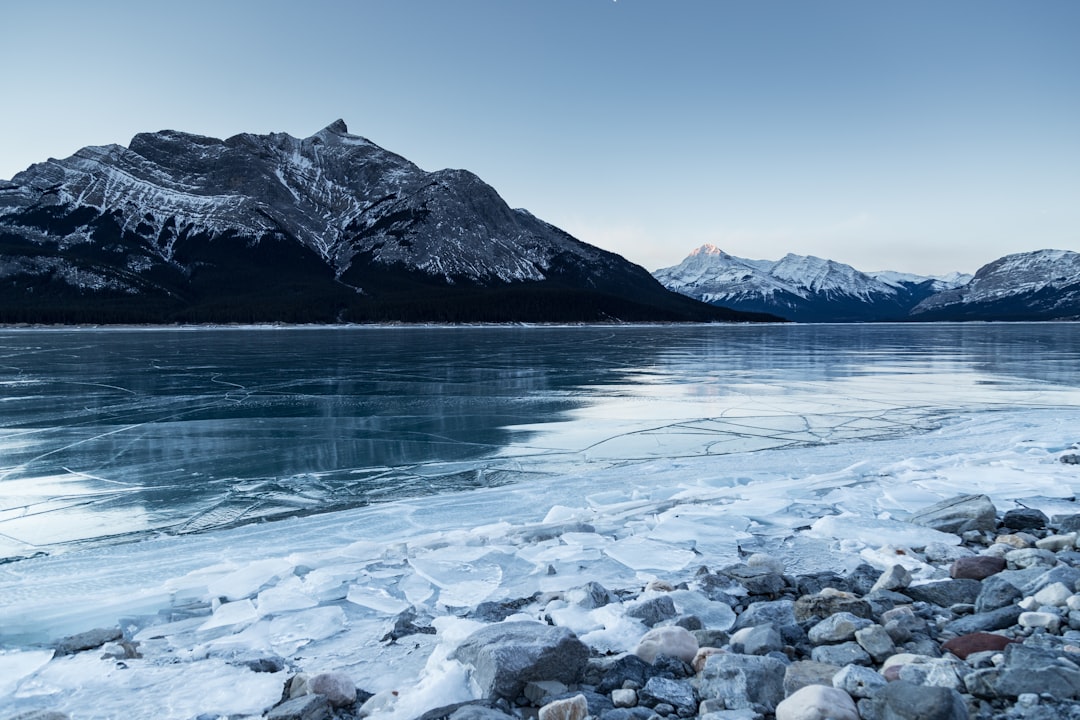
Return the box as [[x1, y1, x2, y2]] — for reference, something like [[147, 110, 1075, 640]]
[[698, 653, 786, 712], [729, 624, 783, 656], [637, 676, 697, 714], [538, 695, 588, 720], [307, 672, 357, 708], [807, 612, 872, 645], [451, 622, 588, 701], [53, 626, 124, 656], [973, 574, 1023, 613], [949, 555, 1005, 581], [626, 595, 677, 627], [864, 680, 968, 720], [832, 664, 887, 698], [775, 684, 858, 720], [634, 625, 699, 664], [901, 579, 981, 607], [1001, 508, 1049, 531], [732, 599, 796, 630], [871, 564, 913, 592], [266, 694, 331, 720], [995, 644, 1080, 699], [943, 605, 1022, 635], [908, 494, 996, 535]]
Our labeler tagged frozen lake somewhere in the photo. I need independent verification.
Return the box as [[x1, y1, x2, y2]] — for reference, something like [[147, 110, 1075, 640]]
[[2, 323, 1080, 555], [2, 323, 1080, 718]]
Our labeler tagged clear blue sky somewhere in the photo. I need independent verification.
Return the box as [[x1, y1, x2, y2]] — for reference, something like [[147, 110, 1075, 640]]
[[2, 0, 1077, 275]]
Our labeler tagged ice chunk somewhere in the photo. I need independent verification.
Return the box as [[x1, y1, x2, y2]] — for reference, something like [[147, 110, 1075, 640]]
[[198, 599, 258, 633], [0, 648, 54, 696], [268, 606, 346, 655], [604, 536, 697, 572], [256, 575, 318, 615], [207, 558, 294, 601], [408, 546, 506, 608], [806, 513, 961, 550], [347, 585, 412, 615]]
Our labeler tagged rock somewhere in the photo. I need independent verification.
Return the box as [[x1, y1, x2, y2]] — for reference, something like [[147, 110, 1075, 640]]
[[732, 599, 796, 630], [1059, 514, 1080, 532], [854, 624, 896, 662], [1061, 454, 1080, 465], [901, 579, 982, 607], [784, 660, 842, 696], [775, 684, 858, 720], [794, 590, 872, 624], [267, 694, 331, 720], [881, 606, 926, 643], [637, 677, 696, 714], [627, 595, 678, 627], [699, 653, 787, 712], [897, 658, 965, 691], [525, 681, 569, 706], [908, 493, 997, 535], [635, 625, 699, 664], [611, 688, 637, 708], [949, 555, 1006, 581], [719, 564, 787, 597], [865, 680, 968, 720], [943, 604, 1023, 634], [575, 581, 614, 609], [243, 656, 286, 673], [810, 641, 872, 666], [307, 672, 357, 708], [746, 552, 785, 575], [995, 533, 1036, 549], [1005, 548, 1057, 570], [1022, 564, 1080, 596], [1002, 508, 1050, 531], [1018, 611, 1061, 632], [597, 654, 654, 694], [451, 622, 589, 701], [652, 654, 694, 679], [383, 607, 437, 642], [729, 624, 783, 656], [539, 695, 588, 720], [995, 644, 1080, 699], [1033, 582, 1073, 606], [54, 626, 124, 656], [692, 647, 725, 673], [1036, 533, 1077, 552], [974, 574, 1023, 613], [808, 612, 872, 644], [940, 632, 1015, 660], [833, 663, 887, 698], [599, 710, 654, 720], [872, 564, 913, 592]]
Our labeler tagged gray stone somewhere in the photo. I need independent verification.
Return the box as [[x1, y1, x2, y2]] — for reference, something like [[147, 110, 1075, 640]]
[[627, 595, 678, 627], [943, 605, 1023, 635], [596, 654, 654, 694], [1061, 454, 1080, 465], [720, 564, 787, 597], [808, 612, 873, 644], [1003, 508, 1050, 531], [525, 680, 569, 705], [784, 660, 842, 696], [908, 493, 997, 535], [307, 672, 356, 708], [872, 564, 913, 592], [729, 624, 783, 656], [901, 579, 982, 608], [1022, 564, 1080, 596], [1005, 548, 1058, 570], [599, 709, 655, 720], [865, 680, 968, 720], [995, 644, 1080, 699], [266, 694, 331, 720], [794, 591, 872, 624], [53, 626, 123, 656], [811, 641, 872, 666], [854, 624, 896, 662], [732, 599, 796, 630], [897, 659, 965, 690], [451, 622, 589, 701], [448, 707, 518, 720], [974, 574, 1023, 613], [1058, 513, 1080, 533], [611, 688, 636, 708], [699, 653, 786, 712], [637, 677, 696, 714], [575, 581, 614, 609], [832, 663, 887, 698]]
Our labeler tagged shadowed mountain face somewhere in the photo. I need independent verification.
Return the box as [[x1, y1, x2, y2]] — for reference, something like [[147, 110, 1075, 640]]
[[0, 121, 773, 324]]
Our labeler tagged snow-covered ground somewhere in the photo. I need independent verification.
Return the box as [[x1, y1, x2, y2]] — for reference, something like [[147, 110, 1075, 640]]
[[2, 326, 1080, 718]]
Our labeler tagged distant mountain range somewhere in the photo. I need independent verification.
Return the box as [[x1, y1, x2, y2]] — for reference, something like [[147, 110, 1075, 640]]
[[0, 121, 771, 324], [654, 245, 1080, 322]]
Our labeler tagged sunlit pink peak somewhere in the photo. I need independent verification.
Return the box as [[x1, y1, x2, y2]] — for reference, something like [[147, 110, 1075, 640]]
[[690, 243, 728, 257]]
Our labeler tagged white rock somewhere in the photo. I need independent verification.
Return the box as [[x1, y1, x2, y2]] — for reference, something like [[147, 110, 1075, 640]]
[[775, 684, 858, 720], [635, 625, 699, 664], [1034, 582, 1073, 607], [1035, 533, 1076, 551], [1067, 595, 1080, 612], [1018, 611, 1061, 632], [871, 564, 913, 592], [1018, 596, 1039, 611], [539, 693, 588, 720], [612, 688, 637, 708]]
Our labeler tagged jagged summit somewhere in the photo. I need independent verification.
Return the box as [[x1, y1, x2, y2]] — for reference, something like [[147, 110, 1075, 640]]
[[0, 122, 764, 324]]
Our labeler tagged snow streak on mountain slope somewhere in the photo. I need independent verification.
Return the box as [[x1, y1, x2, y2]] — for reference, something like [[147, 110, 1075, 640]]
[[653, 244, 947, 322], [0, 121, 756, 324], [911, 249, 1080, 320]]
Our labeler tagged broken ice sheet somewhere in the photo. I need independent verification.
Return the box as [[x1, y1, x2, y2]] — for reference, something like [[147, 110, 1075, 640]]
[[604, 536, 698, 572]]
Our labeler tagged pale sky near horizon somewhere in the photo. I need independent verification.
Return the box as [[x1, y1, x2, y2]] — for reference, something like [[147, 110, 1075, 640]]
[[1, 1, 1077, 276]]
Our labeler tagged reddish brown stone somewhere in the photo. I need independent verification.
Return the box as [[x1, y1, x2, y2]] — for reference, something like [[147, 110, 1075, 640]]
[[949, 555, 1006, 581], [941, 632, 1015, 660]]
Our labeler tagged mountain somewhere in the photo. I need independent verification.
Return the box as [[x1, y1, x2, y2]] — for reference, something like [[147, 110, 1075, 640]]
[[0, 121, 772, 324], [910, 249, 1080, 321], [653, 244, 968, 322]]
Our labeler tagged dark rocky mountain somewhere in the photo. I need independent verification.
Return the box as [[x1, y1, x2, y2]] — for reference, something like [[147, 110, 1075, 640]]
[[909, 249, 1080, 321], [653, 245, 969, 322], [0, 121, 773, 324]]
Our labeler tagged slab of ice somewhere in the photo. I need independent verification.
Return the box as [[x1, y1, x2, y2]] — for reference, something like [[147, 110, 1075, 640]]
[[805, 513, 962, 550], [256, 575, 318, 615], [198, 599, 258, 633], [604, 536, 698, 572], [347, 585, 412, 615]]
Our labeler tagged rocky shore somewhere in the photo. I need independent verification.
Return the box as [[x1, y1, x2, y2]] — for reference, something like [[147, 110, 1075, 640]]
[[19, 479, 1080, 720]]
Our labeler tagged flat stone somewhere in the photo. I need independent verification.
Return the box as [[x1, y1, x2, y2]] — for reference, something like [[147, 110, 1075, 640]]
[[266, 694, 331, 720], [864, 680, 968, 720], [901, 579, 982, 607], [943, 604, 1023, 635], [775, 684, 858, 720], [539, 694, 588, 720], [832, 663, 887, 698], [941, 632, 1015, 660], [908, 494, 997, 535], [732, 599, 796, 630], [794, 590, 872, 624], [950, 555, 1006, 581], [635, 625, 699, 664], [810, 641, 871, 667], [54, 626, 123, 656], [1005, 548, 1058, 570], [784, 660, 842, 696], [1036, 533, 1077, 552], [1018, 611, 1062, 632], [637, 677, 696, 714], [1002, 508, 1050, 531], [451, 622, 589, 701], [1062, 454, 1080, 465], [719, 564, 787, 597], [808, 612, 872, 645], [699, 652, 786, 712]]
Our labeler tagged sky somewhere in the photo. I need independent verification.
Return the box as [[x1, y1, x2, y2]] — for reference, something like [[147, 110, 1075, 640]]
[[1, 1, 1077, 276]]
